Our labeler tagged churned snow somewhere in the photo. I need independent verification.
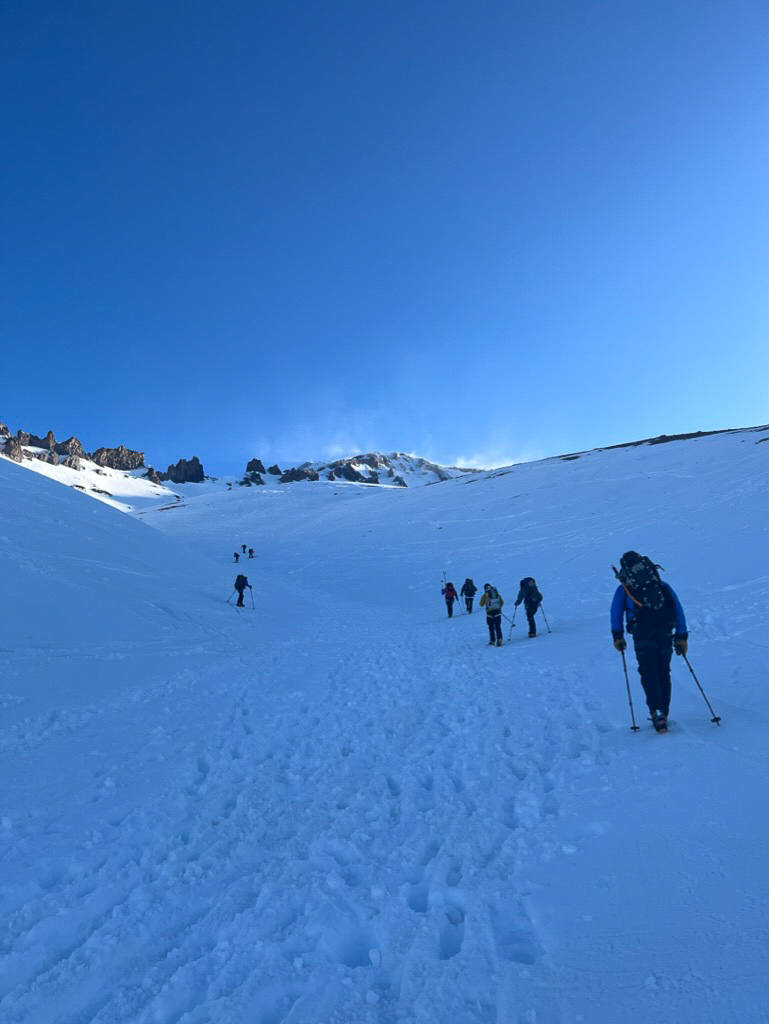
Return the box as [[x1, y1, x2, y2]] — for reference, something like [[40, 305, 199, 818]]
[[1, 427, 766, 1023]]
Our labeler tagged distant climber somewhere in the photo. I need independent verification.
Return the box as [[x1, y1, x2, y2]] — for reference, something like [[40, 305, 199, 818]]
[[234, 573, 252, 608], [514, 577, 542, 637], [442, 581, 459, 617], [241, 544, 247, 554], [480, 584, 504, 645], [233, 551, 240, 563], [248, 548, 254, 558], [460, 578, 477, 613], [611, 551, 688, 733]]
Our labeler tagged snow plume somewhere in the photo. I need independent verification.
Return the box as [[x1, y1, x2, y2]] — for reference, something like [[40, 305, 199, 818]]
[[1, 426, 766, 1024]]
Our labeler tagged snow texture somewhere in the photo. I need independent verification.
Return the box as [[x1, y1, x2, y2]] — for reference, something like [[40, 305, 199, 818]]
[[1, 426, 767, 1023]]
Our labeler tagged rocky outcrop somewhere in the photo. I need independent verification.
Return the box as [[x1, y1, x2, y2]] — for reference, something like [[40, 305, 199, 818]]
[[1, 437, 24, 462], [91, 446, 145, 471], [17, 429, 52, 449], [279, 467, 320, 483], [239, 472, 264, 486], [32, 450, 58, 465], [62, 453, 81, 470], [54, 436, 87, 460], [144, 467, 164, 484], [160, 456, 205, 484], [238, 457, 266, 486], [327, 463, 379, 484], [392, 475, 407, 487], [0, 422, 9, 438], [267, 464, 282, 476]]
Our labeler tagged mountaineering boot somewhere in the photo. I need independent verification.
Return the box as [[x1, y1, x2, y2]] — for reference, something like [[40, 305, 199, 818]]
[[496, 638, 503, 646], [528, 632, 535, 638], [488, 639, 496, 645], [651, 710, 668, 733]]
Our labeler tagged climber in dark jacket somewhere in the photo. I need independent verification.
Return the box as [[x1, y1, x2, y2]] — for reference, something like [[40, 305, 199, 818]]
[[234, 573, 252, 607], [514, 577, 542, 637], [611, 580, 688, 728], [460, 578, 477, 613]]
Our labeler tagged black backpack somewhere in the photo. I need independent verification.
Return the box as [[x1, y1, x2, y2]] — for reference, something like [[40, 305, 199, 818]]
[[520, 577, 542, 604], [614, 552, 665, 610], [463, 580, 477, 596], [235, 574, 247, 589]]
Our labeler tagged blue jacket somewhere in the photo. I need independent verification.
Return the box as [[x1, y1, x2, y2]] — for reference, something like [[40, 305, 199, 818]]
[[610, 582, 687, 638]]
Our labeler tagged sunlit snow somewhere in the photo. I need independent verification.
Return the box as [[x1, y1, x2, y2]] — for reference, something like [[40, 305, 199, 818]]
[[1, 427, 766, 1023]]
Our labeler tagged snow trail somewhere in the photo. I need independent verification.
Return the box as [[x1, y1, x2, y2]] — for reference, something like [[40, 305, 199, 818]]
[[1, 428, 766, 1022]]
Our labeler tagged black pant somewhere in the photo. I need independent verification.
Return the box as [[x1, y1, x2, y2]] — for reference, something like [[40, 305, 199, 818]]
[[633, 635, 673, 716], [236, 589, 246, 607], [486, 612, 502, 642], [446, 600, 454, 617], [524, 603, 538, 635], [465, 597, 474, 613]]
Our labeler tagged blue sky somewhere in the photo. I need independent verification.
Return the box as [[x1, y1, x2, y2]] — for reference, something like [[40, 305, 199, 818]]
[[2, 0, 766, 475]]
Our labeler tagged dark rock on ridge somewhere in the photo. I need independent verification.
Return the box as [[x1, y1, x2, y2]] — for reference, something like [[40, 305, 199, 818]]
[[2, 437, 24, 462], [91, 446, 145, 470], [55, 437, 87, 460], [280, 467, 319, 483], [159, 456, 205, 484]]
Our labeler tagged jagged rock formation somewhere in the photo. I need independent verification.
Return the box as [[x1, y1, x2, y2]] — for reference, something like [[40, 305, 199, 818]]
[[159, 456, 205, 484], [238, 456, 266, 486], [0, 422, 9, 438], [280, 467, 320, 483], [144, 467, 164, 484], [91, 446, 145, 471], [16, 429, 53, 449], [31, 449, 58, 465], [55, 437, 87, 460], [2, 437, 24, 462], [267, 464, 282, 476]]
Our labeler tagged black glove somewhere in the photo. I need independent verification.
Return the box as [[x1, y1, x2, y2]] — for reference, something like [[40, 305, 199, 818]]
[[613, 636, 626, 652], [674, 636, 687, 656]]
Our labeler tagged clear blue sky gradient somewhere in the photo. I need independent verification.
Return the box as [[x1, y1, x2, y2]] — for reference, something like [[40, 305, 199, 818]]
[[2, 0, 766, 474]]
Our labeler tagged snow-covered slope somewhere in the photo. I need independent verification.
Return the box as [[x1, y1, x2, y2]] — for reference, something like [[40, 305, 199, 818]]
[[1, 446, 178, 512], [1, 426, 766, 1024]]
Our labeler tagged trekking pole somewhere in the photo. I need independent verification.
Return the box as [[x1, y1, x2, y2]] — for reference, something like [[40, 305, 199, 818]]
[[508, 607, 517, 640], [226, 591, 236, 604], [680, 652, 721, 724], [620, 650, 640, 731], [540, 604, 552, 633], [249, 587, 255, 609]]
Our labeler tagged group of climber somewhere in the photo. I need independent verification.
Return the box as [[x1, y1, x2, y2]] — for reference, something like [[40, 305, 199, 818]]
[[441, 577, 543, 645], [442, 552, 691, 734], [233, 544, 255, 563]]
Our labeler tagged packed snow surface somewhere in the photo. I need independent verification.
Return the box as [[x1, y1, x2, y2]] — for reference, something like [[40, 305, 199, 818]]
[[1, 427, 767, 1023]]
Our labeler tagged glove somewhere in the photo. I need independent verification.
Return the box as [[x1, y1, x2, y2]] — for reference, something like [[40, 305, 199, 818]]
[[613, 637, 626, 652], [674, 637, 688, 656]]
